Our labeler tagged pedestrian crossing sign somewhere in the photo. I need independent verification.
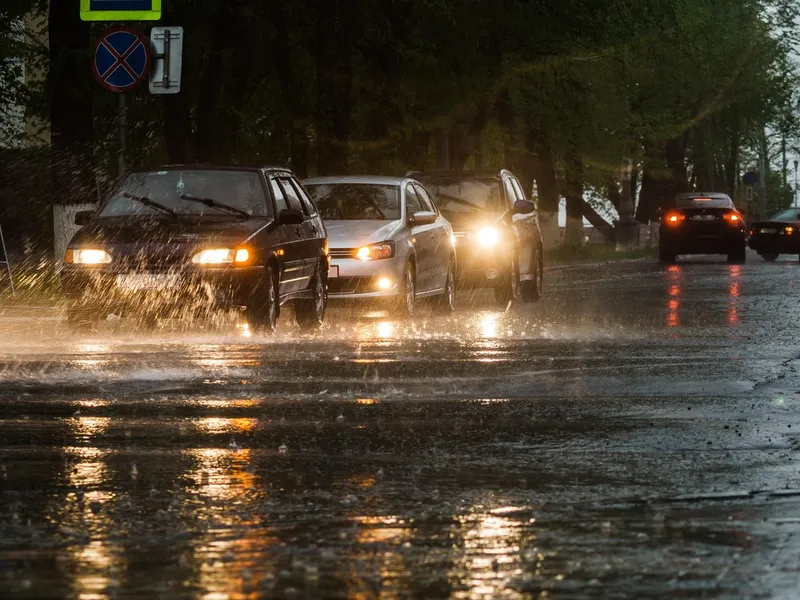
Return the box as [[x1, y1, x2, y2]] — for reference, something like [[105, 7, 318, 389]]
[[80, 0, 162, 22]]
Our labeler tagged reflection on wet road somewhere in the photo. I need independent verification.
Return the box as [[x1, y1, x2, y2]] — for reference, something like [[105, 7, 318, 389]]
[[4, 254, 800, 598]]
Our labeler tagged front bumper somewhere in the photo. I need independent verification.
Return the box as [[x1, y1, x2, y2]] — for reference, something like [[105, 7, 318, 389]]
[[454, 236, 513, 287], [60, 265, 265, 316], [326, 258, 404, 299]]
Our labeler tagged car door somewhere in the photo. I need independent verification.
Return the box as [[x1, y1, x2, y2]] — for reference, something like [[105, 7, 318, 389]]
[[509, 176, 538, 279], [289, 175, 326, 284], [415, 182, 451, 292], [269, 175, 305, 295], [405, 182, 436, 293]]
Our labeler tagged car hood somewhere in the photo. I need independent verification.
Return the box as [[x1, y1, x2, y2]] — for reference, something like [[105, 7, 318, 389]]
[[443, 212, 502, 234], [324, 220, 401, 248], [70, 216, 271, 247]]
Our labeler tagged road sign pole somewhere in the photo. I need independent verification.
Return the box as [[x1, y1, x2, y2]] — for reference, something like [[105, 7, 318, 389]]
[[118, 93, 127, 177]]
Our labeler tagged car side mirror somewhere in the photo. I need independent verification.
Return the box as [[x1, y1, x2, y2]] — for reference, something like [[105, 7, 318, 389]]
[[74, 210, 94, 226], [409, 211, 437, 226], [279, 208, 305, 225], [513, 199, 536, 215]]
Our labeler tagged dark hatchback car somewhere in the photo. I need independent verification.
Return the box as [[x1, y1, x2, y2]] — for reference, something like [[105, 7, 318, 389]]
[[747, 208, 800, 261], [658, 192, 746, 264], [61, 166, 329, 332], [407, 170, 543, 306]]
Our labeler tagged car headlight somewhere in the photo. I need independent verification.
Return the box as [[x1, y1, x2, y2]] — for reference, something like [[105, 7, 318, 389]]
[[191, 248, 251, 265], [476, 227, 500, 247], [355, 242, 395, 261], [64, 248, 112, 265]]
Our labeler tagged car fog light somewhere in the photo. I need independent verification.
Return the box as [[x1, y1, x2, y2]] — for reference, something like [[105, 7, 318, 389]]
[[377, 277, 393, 290], [486, 268, 499, 280]]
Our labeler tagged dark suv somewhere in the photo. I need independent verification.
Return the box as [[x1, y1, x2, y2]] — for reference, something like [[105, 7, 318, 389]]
[[61, 165, 328, 332], [407, 169, 543, 306]]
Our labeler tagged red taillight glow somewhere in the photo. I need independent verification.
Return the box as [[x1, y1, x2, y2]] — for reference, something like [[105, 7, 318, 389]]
[[723, 212, 742, 224], [666, 213, 684, 225]]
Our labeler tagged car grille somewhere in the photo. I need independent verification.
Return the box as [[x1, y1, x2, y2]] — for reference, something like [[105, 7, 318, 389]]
[[329, 248, 358, 259], [328, 277, 377, 295]]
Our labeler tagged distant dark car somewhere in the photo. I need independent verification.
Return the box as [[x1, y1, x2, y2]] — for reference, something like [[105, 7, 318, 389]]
[[61, 166, 328, 332], [407, 169, 543, 306], [747, 208, 800, 261], [659, 193, 746, 263]]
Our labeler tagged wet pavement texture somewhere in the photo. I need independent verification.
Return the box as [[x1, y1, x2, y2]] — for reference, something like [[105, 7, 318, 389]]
[[3, 252, 800, 598]]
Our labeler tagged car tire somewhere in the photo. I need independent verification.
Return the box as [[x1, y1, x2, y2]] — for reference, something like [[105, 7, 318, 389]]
[[396, 262, 416, 319], [727, 246, 746, 264], [436, 258, 457, 313], [760, 251, 779, 262], [494, 259, 519, 307], [520, 248, 543, 303], [66, 306, 104, 331], [658, 247, 676, 264], [244, 264, 278, 334], [295, 260, 326, 330]]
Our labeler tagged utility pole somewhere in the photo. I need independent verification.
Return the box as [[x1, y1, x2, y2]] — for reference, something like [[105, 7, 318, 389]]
[[782, 137, 787, 187], [118, 93, 127, 177], [759, 128, 768, 218], [616, 157, 637, 250], [795, 159, 798, 207]]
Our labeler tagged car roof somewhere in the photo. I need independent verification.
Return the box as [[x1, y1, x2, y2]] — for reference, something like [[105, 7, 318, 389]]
[[130, 164, 292, 174], [302, 175, 407, 186], [406, 169, 512, 180], [675, 192, 731, 200]]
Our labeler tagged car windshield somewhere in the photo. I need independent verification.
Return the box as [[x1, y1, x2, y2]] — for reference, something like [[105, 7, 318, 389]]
[[771, 209, 800, 220], [304, 183, 400, 220], [99, 170, 270, 218], [418, 178, 504, 216], [675, 196, 732, 209]]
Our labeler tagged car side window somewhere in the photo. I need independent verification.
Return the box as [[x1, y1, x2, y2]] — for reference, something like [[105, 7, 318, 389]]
[[278, 178, 304, 213], [291, 178, 318, 216], [503, 177, 517, 208], [405, 183, 423, 215], [511, 178, 526, 201], [414, 183, 437, 213], [270, 177, 289, 213]]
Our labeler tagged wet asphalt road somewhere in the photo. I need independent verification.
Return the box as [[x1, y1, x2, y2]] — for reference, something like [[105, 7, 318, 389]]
[[3, 252, 800, 599]]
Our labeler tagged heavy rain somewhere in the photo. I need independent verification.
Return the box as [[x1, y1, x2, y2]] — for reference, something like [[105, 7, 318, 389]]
[[2, 1, 800, 599]]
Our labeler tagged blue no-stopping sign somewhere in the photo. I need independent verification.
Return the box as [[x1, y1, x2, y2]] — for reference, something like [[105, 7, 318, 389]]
[[92, 26, 151, 93]]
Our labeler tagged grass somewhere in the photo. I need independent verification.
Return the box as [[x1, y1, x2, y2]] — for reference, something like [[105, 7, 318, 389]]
[[545, 245, 657, 265]]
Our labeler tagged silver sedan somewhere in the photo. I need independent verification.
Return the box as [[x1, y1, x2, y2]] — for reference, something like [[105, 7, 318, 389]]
[[302, 176, 456, 317]]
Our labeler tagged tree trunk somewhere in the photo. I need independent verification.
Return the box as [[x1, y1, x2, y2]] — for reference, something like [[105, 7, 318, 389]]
[[528, 129, 559, 248], [48, 0, 94, 206], [563, 153, 584, 249], [582, 200, 614, 243]]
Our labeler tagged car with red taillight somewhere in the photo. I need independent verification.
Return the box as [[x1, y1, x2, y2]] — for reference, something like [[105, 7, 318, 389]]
[[747, 208, 800, 261], [658, 192, 746, 264]]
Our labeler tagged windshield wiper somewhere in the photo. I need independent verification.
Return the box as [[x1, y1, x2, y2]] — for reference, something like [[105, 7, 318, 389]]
[[121, 192, 177, 217], [180, 194, 250, 219], [435, 193, 487, 212]]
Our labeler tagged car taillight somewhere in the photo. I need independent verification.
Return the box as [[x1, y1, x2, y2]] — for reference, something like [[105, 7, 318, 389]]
[[723, 212, 742, 224], [665, 213, 684, 225]]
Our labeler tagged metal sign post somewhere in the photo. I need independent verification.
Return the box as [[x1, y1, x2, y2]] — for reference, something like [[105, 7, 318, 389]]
[[0, 225, 15, 296]]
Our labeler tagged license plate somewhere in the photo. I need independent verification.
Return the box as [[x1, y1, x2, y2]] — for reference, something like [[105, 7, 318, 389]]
[[116, 273, 180, 291], [328, 265, 339, 279], [760, 228, 777, 234], [692, 214, 716, 221]]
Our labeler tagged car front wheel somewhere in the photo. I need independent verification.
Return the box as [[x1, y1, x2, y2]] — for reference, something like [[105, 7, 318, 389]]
[[520, 248, 543, 303], [396, 262, 416, 319], [295, 260, 326, 330], [494, 259, 519, 308], [244, 264, 278, 334], [436, 258, 456, 313]]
